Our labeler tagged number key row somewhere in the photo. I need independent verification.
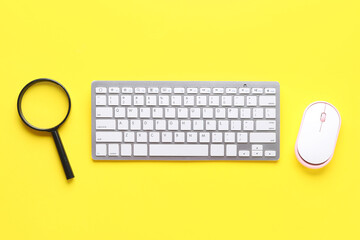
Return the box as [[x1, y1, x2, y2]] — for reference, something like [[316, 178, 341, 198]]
[[95, 95, 276, 107]]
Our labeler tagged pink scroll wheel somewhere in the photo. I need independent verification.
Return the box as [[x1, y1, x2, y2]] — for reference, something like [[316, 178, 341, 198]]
[[320, 112, 326, 122]]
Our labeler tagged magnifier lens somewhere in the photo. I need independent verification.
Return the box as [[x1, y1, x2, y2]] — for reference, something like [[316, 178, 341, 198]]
[[21, 82, 69, 129]]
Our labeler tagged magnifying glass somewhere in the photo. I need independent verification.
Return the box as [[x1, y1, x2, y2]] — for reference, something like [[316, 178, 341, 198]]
[[17, 78, 74, 180]]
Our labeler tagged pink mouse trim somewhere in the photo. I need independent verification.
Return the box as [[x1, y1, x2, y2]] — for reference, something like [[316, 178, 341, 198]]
[[295, 101, 341, 169]]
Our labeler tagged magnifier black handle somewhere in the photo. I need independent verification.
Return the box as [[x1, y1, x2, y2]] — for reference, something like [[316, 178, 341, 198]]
[[51, 130, 74, 179]]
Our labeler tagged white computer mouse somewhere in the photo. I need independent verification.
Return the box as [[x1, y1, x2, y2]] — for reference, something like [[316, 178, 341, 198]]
[[295, 101, 341, 169]]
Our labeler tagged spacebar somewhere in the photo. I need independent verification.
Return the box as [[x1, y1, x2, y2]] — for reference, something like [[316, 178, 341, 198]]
[[149, 144, 208, 156]]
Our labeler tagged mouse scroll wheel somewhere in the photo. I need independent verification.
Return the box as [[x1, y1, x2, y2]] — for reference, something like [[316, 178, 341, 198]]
[[320, 112, 326, 122]]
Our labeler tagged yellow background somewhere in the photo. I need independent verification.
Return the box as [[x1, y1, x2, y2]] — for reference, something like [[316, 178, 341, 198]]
[[1, 0, 359, 239]]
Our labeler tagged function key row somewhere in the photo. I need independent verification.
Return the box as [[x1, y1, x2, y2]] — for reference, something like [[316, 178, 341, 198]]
[[95, 87, 276, 95]]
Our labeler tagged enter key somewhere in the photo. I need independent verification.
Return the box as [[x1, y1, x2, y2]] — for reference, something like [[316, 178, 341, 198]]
[[256, 120, 276, 131]]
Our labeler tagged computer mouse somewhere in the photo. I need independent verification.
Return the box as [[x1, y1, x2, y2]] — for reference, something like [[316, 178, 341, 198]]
[[295, 101, 341, 169]]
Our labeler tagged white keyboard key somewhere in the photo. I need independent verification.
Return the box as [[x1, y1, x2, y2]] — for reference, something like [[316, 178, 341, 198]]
[[127, 108, 138, 118], [250, 133, 276, 143], [149, 145, 208, 156], [134, 144, 148, 156], [212, 133, 223, 143], [161, 87, 172, 93], [149, 132, 160, 142], [252, 150, 263, 157], [159, 96, 169, 106], [135, 87, 146, 93], [178, 108, 188, 118], [96, 87, 107, 93], [115, 107, 126, 118], [140, 108, 151, 118], [143, 120, 154, 130], [252, 88, 263, 94], [121, 144, 132, 156], [121, 95, 131, 105], [174, 88, 185, 94], [148, 87, 159, 94], [124, 132, 135, 142], [227, 108, 238, 118], [190, 108, 201, 118], [253, 108, 264, 118], [240, 108, 251, 118], [200, 88, 211, 93], [184, 96, 194, 106], [171, 96, 182, 106], [243, 120, 254, 131], [96, 107, 113, 118], [199, 132, 210, 143], [146, 95, 157, 106], [239, 88, 250, 94], [252, 145, 263, 151], [130, 120, 141, 130], [187, 88, 198, 94], [237, 133, 248, 143], [246, 96, 257, 106], [211, 144, 225, 156], [226, 145, 237, 156], [108, 95, 119, 106], [187, 132, 197, 143], [221, 96, 232, 106], [96, 132, 122, 142], [108, 144, 119, 156], [256, 120, 276, 131], [206, 120, 216, 130], [265, 88, 276, 94], [196, 96, 207, 106], [238, 150, 250, 157], [122, 87, 133, 93], [134, 95, 145, 105], [218, 120, 229, 130], [155, 120, 166, 130], [109, 87, 120, 93], [265, 108, 276, 118], [215, 108, 226, 118], [168, 120, 179, 130], [259, 96, 276, 106], [174, 132, 185, 143], [226, 88, 237, 94], [234, 96, 245, 106], [209, 96, 220, 106], [162, 132, 173, 143], [265, 150, 276, 157], [213, 88, 224, 94], [96, 95, 106, 105], [118, 120, 129, 130], [193, 120, 204, 130], [96, 120, 116, 130], [231, 120, 242, 130], [137, 132, 147, 142], [203, 108, 214, 118], [161, 132, 172, 143], [152, 108, 164, 118], [165, 108, 176, 118], [180, 120, 191, 130], [224, 133, 235, 143], [96, 144, 107, 156]]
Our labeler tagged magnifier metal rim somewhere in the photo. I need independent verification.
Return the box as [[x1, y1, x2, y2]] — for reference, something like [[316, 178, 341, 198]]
[[17, 78, 71, 132]]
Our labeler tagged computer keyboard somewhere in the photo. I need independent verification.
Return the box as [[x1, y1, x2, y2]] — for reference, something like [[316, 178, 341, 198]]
[[91, 81, 280, 160]]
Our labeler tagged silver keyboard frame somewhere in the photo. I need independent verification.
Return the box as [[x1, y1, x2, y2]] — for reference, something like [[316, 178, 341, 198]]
[[91, 81, 280, 161]]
